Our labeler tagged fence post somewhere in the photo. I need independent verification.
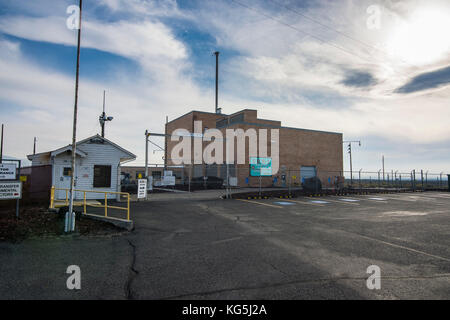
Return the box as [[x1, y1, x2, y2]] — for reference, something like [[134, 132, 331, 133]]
[[421, 170, 424, 190], [127, 194, 130, 221], [104, 193, 108, 217], [358, 170, 362, 192], [83, 191, 86, 214]]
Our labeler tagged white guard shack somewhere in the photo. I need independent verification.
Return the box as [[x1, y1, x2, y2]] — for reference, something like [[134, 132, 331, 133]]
[[27, 135, 136, 200]]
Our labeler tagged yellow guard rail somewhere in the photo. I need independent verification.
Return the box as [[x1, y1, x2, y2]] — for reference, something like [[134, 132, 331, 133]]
[[50, 186, 131, 221]]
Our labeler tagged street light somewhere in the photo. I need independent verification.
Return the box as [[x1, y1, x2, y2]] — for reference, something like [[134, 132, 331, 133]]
[[343, 140, 361, 186]]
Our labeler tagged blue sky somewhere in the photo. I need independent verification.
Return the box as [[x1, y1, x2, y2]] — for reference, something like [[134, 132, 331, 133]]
[[0, 0, 449, 172]]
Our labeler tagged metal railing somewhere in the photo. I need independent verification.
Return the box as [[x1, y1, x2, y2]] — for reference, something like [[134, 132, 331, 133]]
[[50, 186, 131, 221]]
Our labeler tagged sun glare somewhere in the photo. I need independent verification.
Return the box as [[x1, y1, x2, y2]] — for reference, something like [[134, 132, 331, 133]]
[[386, 7, 450, 66]]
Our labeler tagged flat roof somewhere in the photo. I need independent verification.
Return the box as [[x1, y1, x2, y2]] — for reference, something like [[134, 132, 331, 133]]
[[166, 109, 342, 135]]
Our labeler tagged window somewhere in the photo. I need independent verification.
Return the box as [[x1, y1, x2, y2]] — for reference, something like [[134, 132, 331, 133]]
[[63, 167, 72, 177], [152, 171, 162, 178], [93, 165, 112, 188]]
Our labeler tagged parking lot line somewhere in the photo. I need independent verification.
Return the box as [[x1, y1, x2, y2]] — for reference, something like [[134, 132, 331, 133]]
[[343, 196, 388, 202], [237, 199, 284, 209], [321, 198, 360, 205], [355, 234, 450, 263], [283, 199, 326, 207]]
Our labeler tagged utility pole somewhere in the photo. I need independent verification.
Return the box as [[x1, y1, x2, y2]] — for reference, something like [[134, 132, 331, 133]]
[[67, 0, 83, 233], [382, 155, 385, 181], [214, 51, 220, 114], [348, 143, 352, 185], [99, 90, 113, 138], [33, 137, 36, 155], [164, 116, 168, 170], [145, 130, 149, 179], [343, 140, 361, 187], [0, 124, 3, 163]]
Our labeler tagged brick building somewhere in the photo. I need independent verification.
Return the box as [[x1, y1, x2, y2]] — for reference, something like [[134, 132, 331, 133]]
[[165, 109, 343, 187]]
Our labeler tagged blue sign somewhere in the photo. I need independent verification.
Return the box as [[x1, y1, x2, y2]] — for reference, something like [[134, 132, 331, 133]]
[[249, 157, 272, 177]]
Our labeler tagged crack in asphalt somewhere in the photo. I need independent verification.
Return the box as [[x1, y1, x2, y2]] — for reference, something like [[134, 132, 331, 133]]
[[125, 238, 139, 300]]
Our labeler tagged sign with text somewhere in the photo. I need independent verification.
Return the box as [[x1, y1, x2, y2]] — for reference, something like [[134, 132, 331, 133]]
[[162, 175, 176, 186], [137, 179, 147, 199], [249, 157, 272, 177], [0, 181, 22, 200], [0, 163, 16, 180]]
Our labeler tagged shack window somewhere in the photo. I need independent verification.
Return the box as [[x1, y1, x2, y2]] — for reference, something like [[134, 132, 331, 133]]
[[93, 165, 111, 188], [63, 167, 72, 177]]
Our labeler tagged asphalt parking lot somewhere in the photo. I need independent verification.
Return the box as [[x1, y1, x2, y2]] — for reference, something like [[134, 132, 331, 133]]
[[0, 191, 449, 299]]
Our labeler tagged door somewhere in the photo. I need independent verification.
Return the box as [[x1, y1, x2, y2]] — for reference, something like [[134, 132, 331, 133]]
[[56, 166, 72, 200], [301, 166, 317, 183]]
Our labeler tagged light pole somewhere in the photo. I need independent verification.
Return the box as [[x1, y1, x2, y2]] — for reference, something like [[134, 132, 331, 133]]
[[99, 90, 113, 138], [343, 140, 361, 187]]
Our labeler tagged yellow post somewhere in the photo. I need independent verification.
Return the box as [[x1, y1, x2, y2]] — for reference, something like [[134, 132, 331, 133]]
[[50, 186, 55, 209], [127, 194, 130, 221], [105, 193, 108, 217], [83, 191, 86, 214], [65, 189, 68, 206]]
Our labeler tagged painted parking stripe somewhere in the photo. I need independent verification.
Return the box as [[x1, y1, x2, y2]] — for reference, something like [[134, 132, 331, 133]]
[[274, 201, 296, 206], [310, 200, 330, 204], [367, 197, 387, 201], [355, 234, 450, 263], [283, 199, 326, 206], [237, 199, 283, 209], [339, 198, 360, 202], [322, 198, 360, 205]]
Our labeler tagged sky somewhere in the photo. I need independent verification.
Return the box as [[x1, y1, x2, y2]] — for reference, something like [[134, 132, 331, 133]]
[[0, 0, 449, 174]]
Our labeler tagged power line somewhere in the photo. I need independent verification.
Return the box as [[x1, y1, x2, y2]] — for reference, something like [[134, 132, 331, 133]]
[[267, 0, 420, 70], [229, 0, 413, 80]]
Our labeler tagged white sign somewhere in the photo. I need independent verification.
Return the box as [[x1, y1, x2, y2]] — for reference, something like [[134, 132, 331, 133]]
[[164, 170, 173, 177], [137, 179, 147, 199], [162, 175, 176, 186], [0, 181, 22, 200], [0, 163, 16, 180]]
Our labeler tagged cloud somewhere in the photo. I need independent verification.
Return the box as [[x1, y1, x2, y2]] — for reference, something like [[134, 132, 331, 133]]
[[0, 15, 187, 64], [341, 70, 377, 88], [395, 65, 450, 93]]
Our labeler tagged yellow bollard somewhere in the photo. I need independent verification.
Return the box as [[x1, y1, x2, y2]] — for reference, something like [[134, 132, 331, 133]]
[[50, 186, 55, 209]]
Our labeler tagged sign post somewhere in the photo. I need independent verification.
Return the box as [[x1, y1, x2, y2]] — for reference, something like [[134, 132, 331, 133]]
[[250, 157, 272, 197]]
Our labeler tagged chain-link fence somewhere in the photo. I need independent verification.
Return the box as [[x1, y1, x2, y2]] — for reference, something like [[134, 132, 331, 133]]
[[121, 164, 449, 196]]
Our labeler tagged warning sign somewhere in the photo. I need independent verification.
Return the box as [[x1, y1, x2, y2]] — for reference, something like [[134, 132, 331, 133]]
[[0, 182, 22, 200]]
